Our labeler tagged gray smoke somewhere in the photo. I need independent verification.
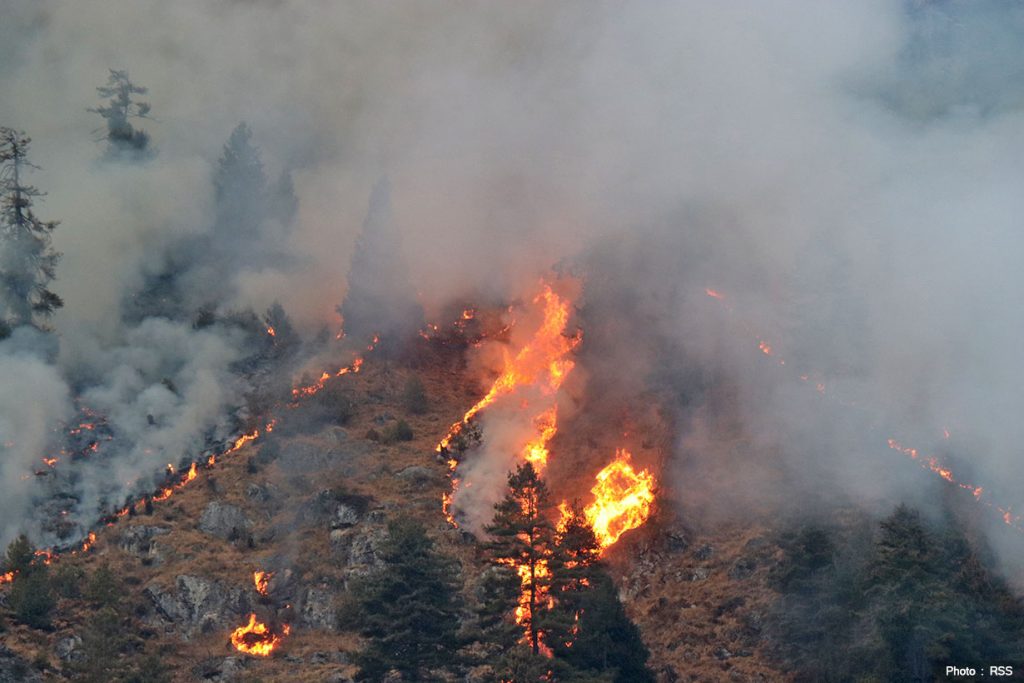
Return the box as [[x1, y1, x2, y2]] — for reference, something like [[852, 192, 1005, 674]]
[[0, 1, 1022, 574]]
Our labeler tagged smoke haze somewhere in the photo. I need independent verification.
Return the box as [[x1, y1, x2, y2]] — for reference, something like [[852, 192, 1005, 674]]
[[2, 1, 1024, 570]]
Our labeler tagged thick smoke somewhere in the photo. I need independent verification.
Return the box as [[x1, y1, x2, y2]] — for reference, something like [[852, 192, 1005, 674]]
[[1, 1, 1023, 572]]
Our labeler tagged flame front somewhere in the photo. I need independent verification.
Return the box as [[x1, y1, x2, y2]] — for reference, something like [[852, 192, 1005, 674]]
[[440, 284, 581, 526], [581, 449, 656, 550], [230, 613, 290, 657]]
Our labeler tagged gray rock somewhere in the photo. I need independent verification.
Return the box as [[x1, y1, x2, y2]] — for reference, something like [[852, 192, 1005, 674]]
[[119, 525, 169, 559], [689, 567, 710, 582], [55, 635, 83, 662], [199, 502, 252, 540], [0, 646, 41, 683], [345, 525, 388, 571], [693, 543, 714, 560], [331, 503, 360, 529], [145, 575, 251, 636], [301, 587, 338, 630], [395, 465, 437, 484]]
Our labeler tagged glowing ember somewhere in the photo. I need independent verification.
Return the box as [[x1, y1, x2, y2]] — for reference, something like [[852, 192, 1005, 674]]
[[581, 449, 656, 549], [0, 571, 14, 586], [266, 326, 276, 337], [230, 613, 290, 657], [253, 570, 273, 596]]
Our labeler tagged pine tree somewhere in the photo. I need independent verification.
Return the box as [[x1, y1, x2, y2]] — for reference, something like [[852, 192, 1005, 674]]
[[484, 461, 558, 656], [338, 176, 424, 353], [0, 129, 63, 330], [4, 535, 55, 630], [88, 69, 153, 159], [213, 123, 267, 240], [547, 503, 654, 682], [349, 516, 462, 681]]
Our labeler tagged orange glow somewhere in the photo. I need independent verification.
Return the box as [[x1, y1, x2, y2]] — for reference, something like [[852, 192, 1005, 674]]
[[266, 326, 276, 337], [438, 284, 581, 527], [0, 571, 13, 585], [291, 357, 364, 400], [581, 449, 656, 550], [704, 287, 725, 300], [436, 284, 580, 454], [230, 613, 290, 657], [254, 570, 272, 596]]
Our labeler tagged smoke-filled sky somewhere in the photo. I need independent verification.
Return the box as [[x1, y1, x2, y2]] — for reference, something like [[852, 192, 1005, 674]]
[[2, 1, 1024, 568]]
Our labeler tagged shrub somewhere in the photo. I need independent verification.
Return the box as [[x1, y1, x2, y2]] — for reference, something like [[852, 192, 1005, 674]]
[[401, 376, 428, 415]]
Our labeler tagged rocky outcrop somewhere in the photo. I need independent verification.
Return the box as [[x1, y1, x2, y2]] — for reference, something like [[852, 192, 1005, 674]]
[[199, 502, 252, 541], [300, 586, 338, 630], [0, 646, 41, 683], [119, 525, 169, 561], [144, 575, 251, 636]]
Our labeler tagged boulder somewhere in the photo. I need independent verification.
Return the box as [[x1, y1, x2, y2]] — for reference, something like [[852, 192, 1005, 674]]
[[199, 502, 252, 541], [145, 575, 251, 636], [119, 525, 169, 559], [54, 635, 83, 663]]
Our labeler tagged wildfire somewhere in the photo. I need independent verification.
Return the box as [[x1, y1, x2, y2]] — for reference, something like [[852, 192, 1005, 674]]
[[439, 283, 581, 526], [253, 570, 273, 596], [266, 326, 276, 337], [579, 449, 656, 550], [230, 613, 290, 657], [291, 357, 364, 400], [436, 284, 580, 454]]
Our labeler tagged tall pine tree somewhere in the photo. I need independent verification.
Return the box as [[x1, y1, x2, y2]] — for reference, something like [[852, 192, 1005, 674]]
[[338, 176, 423, 353], [0, 128, 62, 332], [484, 461, 558, 656], [348, 516, 462, 681]]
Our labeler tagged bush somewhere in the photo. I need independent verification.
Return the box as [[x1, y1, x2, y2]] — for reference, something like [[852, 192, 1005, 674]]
[[383, 420, 414, 443], [51, 563, 86, 598], [10, 570, 55, 629], [401, 376, 428, 415]]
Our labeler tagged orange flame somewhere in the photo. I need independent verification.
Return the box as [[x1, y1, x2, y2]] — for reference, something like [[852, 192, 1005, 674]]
[[230, 613, 290, 656], [439, 284, 581, 527], [580, 449, 656, 550], [253, 570, 272, 596], [291, 357, 364, 400]]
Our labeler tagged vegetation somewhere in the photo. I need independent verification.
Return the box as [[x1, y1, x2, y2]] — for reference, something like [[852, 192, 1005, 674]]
[[401, 375, 428, 415], [769, 505, 1024, 682], [88, 69, 153, 159], [482, 463, 654, 682], [0, 129, 63, 330], [346, 517, 463, 681], [3, 535, 55, 629]]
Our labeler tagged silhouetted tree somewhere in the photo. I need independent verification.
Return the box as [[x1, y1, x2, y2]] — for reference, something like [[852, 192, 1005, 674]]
[[349, 517, 462, 681], [0, 129, 62, 330], [338, 176, 423, 353], [89, 69, 153, 159]]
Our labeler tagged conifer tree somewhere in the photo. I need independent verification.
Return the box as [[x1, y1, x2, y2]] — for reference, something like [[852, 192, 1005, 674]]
[[338, 176, 424, 353], [89, 69, 153, 159], [0, 129, 63, 330], [484, 461, 558, 656], [349, 516, 462, 681]]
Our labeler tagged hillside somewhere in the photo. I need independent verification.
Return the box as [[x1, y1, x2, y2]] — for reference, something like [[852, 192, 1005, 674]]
[[0, 339, 790, 682]]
